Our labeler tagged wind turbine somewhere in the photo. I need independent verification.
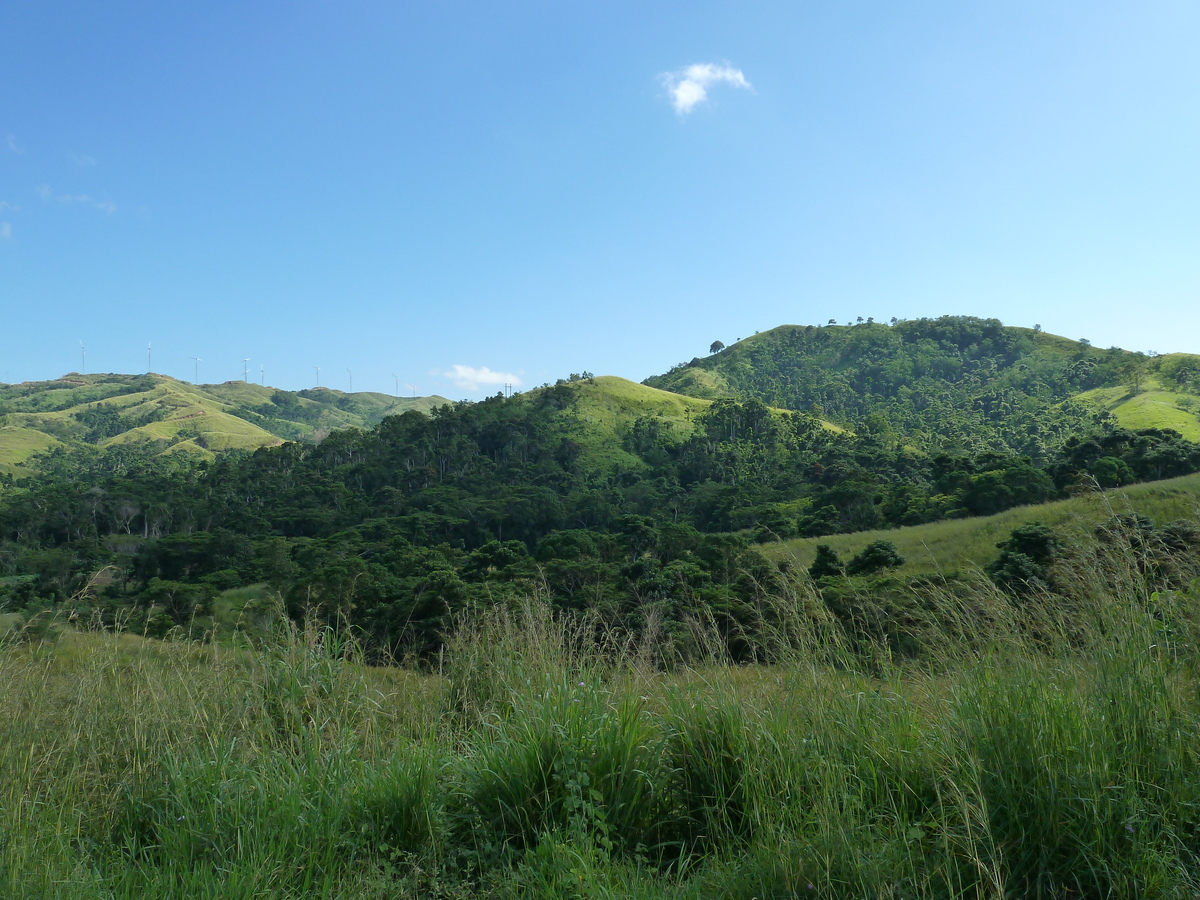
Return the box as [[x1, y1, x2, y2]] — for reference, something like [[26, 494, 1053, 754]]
[[147, 342, 152, 374], [347, 368, 353, 393], [79, 340, 86, 374], [392, 373, 399, 398], [407, 383, 417, 398], [242, 358, 251, 382], [260, 364, 264, 386], [314, 365, 320, 387], [191, 357, 202, 383]]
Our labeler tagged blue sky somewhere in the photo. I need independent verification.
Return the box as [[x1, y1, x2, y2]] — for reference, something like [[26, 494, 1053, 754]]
[[2, 1, 1198, 397]]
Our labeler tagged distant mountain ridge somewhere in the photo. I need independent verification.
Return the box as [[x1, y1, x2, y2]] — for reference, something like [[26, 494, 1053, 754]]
[[0, 373, 449, 476], [4, 317, 1199, 479], [646, 317, 1200, 455]]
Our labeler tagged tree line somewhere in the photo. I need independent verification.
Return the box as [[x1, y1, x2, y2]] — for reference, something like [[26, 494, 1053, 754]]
[[3, 374, 1200, 661]]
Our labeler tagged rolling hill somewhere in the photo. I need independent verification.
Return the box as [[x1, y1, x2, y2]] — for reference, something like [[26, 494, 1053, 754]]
[[647, 317, 1200, 456], [0, 373, 449, 476], [1075, 378, 1200, 442], [550, 375, 842, 470]]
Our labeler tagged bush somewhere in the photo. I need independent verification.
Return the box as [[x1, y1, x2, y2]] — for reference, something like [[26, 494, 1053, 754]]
[[808, 544, 844, 580], [987, 521, 1062, 596], [845, 541, 904, 576]]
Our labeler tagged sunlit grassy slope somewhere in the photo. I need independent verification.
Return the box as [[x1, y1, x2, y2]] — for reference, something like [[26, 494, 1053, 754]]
[[761, 472, 1200, 576], [1075, 376, 1200, 442], [553, 376, 844, 469], [570, 376, 710, 429], [547, 376, 709, 469], [0, 426, 64, 475], [0, 373, 450, 475]]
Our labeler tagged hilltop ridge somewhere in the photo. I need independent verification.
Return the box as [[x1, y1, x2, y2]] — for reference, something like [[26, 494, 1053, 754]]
[[0, 373, 449, 476], [647, 317, 1200, 454]]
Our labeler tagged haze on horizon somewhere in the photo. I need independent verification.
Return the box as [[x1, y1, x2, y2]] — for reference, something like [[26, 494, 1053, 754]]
[[2, 1, 1198, 397]]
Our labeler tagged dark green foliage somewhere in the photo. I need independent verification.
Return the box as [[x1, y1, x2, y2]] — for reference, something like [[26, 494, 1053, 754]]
[[1056, 428, 1200, 484], [646, 316, 1125, 455], [1092, 455, 1135, 487], [808, 544, 844, 579], [985, 550, 1048, 598], [845, 540, 904, 575], [997, 521, 1062, 565], [987, 521, 1062, 595]]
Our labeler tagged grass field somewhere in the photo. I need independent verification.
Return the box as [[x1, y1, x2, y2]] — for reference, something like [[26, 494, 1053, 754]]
[[4, 523, 1200, 898], [762, 472, 1200, 575], [1075, 378, 1200, 442], [0, 425, 64, 477]]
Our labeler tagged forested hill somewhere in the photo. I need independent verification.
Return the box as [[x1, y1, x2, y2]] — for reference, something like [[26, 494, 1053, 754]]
[[0, 373, 449, 476], [5, 368, 1200, 660], [646, 317, 1200, 455]]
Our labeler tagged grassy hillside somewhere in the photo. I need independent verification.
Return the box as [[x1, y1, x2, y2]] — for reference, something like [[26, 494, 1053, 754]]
[[539, 375, 844, 470], [7, 566, 1200, 898], [554, 376, 716, 469], [1075, 376, 1200, 442], [762, 471, 1200, 575], [0, 373, 450, 476], [0, 426, 63, 474]]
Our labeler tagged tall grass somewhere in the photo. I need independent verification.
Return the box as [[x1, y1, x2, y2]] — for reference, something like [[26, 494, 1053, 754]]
[[3, 521, 1200, 897]]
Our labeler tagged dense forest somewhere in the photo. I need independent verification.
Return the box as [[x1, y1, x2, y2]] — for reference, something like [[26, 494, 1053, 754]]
[[5, 317, 1200, 660], [648, 317, 1166, 454]]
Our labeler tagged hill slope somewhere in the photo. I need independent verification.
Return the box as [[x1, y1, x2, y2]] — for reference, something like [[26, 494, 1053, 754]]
[[647, 317, 1200, 456], [1075, 378, 1200, 442], [548, 375, 842, 467], [761, 472, 1200, 576], [0, 373, 450, 476]]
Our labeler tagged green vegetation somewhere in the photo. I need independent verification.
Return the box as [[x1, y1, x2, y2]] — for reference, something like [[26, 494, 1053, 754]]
[[5, 514, 1200, 897], [1076, 378, 1200, 442], [4, 317, 1200, 894], [0, 425, 63, 474], [0, 373, 450, 475], [650, 317, 1200, 455], [3, 363, 1200, 662], [765, 472, 1200, 576]]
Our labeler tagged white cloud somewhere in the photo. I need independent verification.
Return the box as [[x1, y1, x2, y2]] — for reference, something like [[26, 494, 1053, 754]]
[[661, 62, 752, 115], [6, 134, 23, 153], [36, 184, 116, 213], [0, 222, 11, 240], [0, 201, 16, 212], [68, 152, 98, 167], [441, 364, 523, 393]]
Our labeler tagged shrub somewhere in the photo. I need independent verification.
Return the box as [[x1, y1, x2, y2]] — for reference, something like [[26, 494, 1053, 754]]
[[808, 544, 844, 580], [845, 541, 904, 576]]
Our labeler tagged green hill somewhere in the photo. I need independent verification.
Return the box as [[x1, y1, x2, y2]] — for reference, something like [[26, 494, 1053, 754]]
[[0, 373, 450, 476], [647, 317, 1200, 455], [550, 375, 712, 469], [1075, 377, 1200, 442], [533, 375, 845, 470]]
